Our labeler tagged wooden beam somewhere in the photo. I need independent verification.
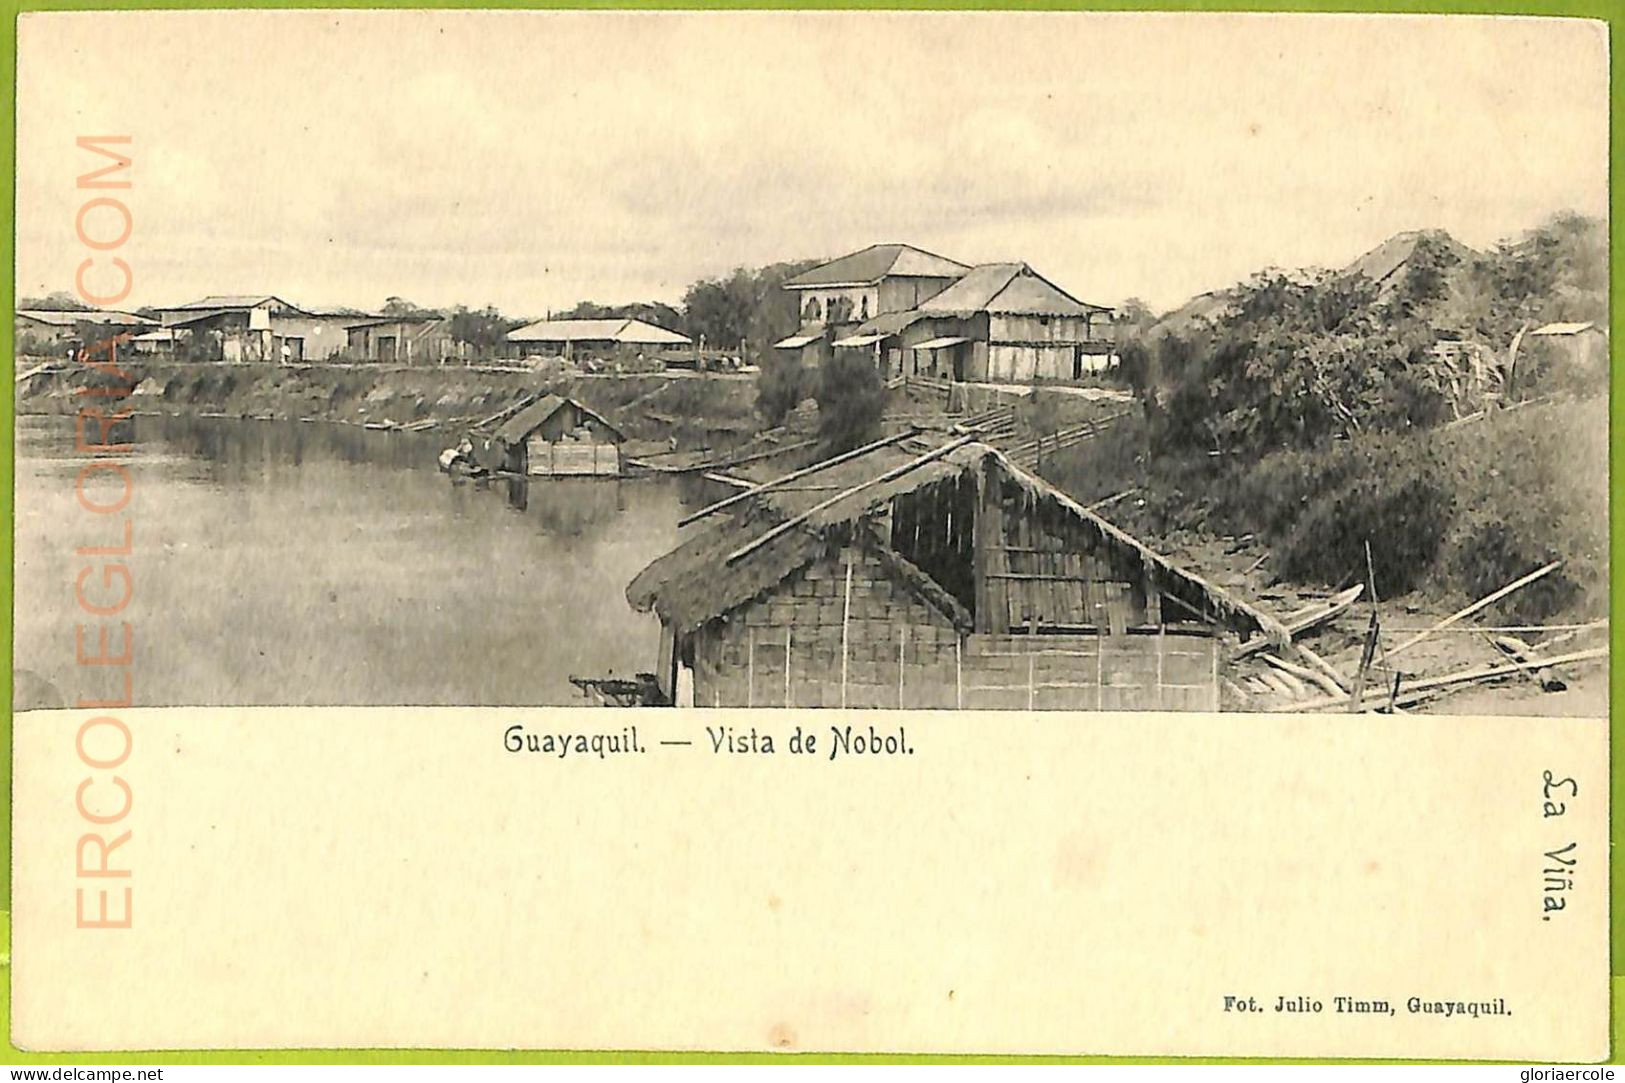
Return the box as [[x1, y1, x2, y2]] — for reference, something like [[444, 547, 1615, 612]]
[[1386, 561, 1562, 660], [724, 435, 977, 565], [678, 428, 916, 527], [1294, 644, 1350, 694], [1262, 652, 1343, 698], [1281, 645, 1608, 713]]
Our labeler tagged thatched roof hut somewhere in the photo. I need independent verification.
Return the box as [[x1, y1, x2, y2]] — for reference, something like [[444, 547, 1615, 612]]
[[628, 439, 1288, 645]]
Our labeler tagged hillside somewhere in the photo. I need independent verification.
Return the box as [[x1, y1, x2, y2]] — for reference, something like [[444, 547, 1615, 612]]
[[1085, 211, 1608, 645], [1338, 228, 1476, 297], [1145, 227, 1476, 344]]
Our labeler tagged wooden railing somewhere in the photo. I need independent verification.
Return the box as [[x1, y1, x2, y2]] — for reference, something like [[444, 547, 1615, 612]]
[[1001, 410, 1132, 468]]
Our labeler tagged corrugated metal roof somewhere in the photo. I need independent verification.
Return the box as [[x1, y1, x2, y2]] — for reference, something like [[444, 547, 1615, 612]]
[[773, 327, 826, 349], [783, 244, 970, 289], [854, 309, 926, 337], [167, 295, 299, 311], [16, 309, 156, 326], [493, 395, 624, 445], [164, 309, 236, 327], [831, 333, 886, 348], [918, 263, 1107, 317], [508, 317, 689, 346]]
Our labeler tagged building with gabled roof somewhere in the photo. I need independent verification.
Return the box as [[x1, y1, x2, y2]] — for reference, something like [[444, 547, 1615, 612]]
[[627, 436, 1284, 708], [345, 311, 461, 365], [14, 308, 157, 355], [771, 244, 1117, 383], [508, 317, 691, 363], [1527, 319, 1609, 375], [782, 243, 970, 290], [774, 244, 970, 368], [155, 294, 353, 362], [470, 393, 626, 477]]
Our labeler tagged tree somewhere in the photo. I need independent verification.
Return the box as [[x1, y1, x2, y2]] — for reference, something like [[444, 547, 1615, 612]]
[[814, 352, 884, 452], [1113, 297, 1157, 340], [449, 305, 522, 356], [19, 291, 92, 312], [381, 296, 433, 317], [681, 270, 759, 350], [755, 355, 806, 428], [1152, 270, 1448, 458], [555, 299, 683, 331]]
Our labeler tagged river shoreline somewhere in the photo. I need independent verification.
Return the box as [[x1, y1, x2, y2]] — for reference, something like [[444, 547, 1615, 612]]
[[15, 359, 764, 449]]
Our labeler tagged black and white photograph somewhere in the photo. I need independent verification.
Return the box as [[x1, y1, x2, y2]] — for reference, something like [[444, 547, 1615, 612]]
[[14, 11, 1609, 715], [7, 8, 1614, 1063]]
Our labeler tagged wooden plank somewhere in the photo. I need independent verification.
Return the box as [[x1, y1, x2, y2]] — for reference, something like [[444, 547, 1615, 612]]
[[1282, 646, 1609, 713], [725, 435, 976, 565], [1262, 652, 1341, 698], [678, 428, 916, 527], [1386, 562, 1563, 659]]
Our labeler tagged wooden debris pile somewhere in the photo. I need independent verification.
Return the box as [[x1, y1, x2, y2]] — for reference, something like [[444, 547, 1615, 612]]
[[1222, 560, 1608, 713]]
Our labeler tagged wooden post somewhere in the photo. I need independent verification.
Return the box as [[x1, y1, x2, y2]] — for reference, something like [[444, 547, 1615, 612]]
[[840, 559, 853, 708], [1156, 624, 1166, 710], [971, 463, 988, 633], [1210, 635, 1220, 711], [678, 428, 916, 527], [1096, 629, 1105, 710], [955, 637, 963, 708], [784, 628, 792, 708], [747, 628, 755, 708], [898, 625, 907, 709], [1027, 654, 1035, 711]]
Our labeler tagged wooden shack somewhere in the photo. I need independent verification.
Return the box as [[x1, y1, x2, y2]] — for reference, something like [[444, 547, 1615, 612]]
[[483, 395, 625, 477], [627, 438, 1287, 709]]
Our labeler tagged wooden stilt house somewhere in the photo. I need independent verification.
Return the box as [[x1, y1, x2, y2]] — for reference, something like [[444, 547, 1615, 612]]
[[627, 437, 1287, 709], [475, 394, 626, 478]]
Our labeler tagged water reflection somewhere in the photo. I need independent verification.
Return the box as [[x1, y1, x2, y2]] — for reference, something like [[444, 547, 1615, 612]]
[[14, 414, 685, 708]]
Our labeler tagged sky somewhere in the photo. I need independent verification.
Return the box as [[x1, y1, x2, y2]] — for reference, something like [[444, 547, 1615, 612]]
[[15, 10, 1610, 317]]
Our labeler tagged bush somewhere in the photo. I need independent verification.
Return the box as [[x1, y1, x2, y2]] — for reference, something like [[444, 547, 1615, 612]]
[[1435, 396, 1608, 620], [755, 356, 805, 428], [814, 352, 884, 452], [1206, 396, 1605, 616], [1214, 436, 1455, 595]]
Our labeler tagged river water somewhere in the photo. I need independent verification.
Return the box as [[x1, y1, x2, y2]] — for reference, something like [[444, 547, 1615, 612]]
[[14, 414, 690, 707]]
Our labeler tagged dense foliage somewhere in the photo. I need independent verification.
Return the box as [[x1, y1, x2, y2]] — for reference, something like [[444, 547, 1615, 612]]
[[755, 354, 807, 429], [1137, 214, 1607, 459], [814, 351, 885, 453], [1044, 213, 1609, 618], [448, 305, 525, 353]]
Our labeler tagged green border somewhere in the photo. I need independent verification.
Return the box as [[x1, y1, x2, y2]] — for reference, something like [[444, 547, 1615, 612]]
[[0, 0, 1618, 1065]]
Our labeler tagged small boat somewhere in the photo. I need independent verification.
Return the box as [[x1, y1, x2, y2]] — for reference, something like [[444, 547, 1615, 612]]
[[569, 673, 665, 707], [1236, 584, 1365, 658]]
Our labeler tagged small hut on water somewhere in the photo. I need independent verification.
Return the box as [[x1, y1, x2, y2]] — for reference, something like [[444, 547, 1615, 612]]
[[626, 437, 1287, 710], [473, 394, 626, 477]]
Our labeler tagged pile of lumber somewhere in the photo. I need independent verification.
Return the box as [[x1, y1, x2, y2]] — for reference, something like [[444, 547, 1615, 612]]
[[1223, 561, 1608, 714]]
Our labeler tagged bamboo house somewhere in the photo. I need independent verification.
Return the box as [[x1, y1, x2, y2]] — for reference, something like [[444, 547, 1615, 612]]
[[626, 436, 1289, 709], [472, 394, 625, 478]]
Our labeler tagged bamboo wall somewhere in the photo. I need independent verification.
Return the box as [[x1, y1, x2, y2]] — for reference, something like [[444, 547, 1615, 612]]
[[688, 546, 1220, 711]]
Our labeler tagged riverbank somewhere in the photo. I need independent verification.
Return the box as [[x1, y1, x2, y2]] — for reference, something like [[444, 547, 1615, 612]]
[[16, 359, 764, 449]]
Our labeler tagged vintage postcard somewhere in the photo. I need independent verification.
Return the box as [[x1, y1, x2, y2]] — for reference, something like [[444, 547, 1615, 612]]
[[8, 7, 1611, 1061]]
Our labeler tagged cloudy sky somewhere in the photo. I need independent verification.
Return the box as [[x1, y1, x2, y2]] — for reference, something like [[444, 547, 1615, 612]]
[[15, 10, 1609, 317]]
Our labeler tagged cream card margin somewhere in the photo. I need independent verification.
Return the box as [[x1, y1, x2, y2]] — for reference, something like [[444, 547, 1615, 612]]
[[10, 706, 1609, 1059]]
